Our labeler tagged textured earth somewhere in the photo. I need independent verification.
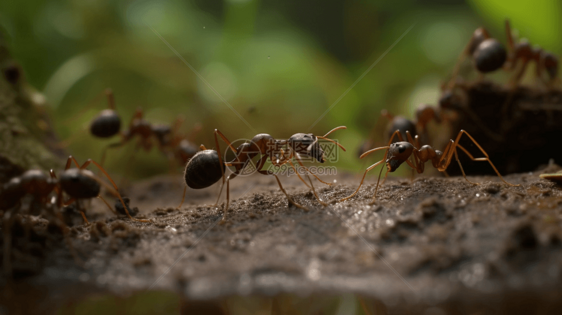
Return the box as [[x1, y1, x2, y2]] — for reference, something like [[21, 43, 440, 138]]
[[2, 163, 562, 314]]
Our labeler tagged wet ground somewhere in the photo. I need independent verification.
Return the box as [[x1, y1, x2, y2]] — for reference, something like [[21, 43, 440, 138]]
[[3, 164, 562, 314]]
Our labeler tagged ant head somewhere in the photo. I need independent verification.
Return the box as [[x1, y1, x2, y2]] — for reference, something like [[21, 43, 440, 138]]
[[288, 133, 324, 163], [90, 109, 121, 138], [59, 169, 101, 199], [386, 142, 414, 172], [473, 38, 507, 73]]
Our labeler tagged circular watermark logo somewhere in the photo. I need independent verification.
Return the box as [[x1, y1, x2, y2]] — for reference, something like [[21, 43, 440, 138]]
[[223, 138, 263, 177]]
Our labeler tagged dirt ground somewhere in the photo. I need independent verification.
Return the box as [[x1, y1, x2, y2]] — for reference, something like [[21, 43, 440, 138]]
[[3, 163, 562, 314]]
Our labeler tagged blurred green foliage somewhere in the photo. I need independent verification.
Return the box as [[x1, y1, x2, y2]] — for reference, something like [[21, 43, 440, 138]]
[[0, 0, 561, 179]]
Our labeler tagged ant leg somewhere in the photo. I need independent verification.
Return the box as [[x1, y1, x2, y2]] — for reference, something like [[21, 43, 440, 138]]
[[100, 141, 126, 167], [177, 186, 187, 209], [63, 197, 77, 207], [97, 195, 118, 215], [214, 160, 250, 207], [260, 172, 308, 211], [450, 130, 519, 186], [339, 159, 385, 202], [455, 143, 517, 186], [222, 172, 241, 224], [216, 159, 249, 207], [294, 155, 330, 186], [63, 198, 89, 225], [65, 155, 82, 170], [305, 174, 328, 207], [448, 30, 489, 89], [256, 155, 308, 211], [453, 149, 479, 185], [369, 167, 390, 205], [505, 19, 515, 52], [287, 160, 312, 189], [508, 58, 530, 88], [79, 160, 150, 222], [79, 211, 90, 224], [213, 129, 237, 189]]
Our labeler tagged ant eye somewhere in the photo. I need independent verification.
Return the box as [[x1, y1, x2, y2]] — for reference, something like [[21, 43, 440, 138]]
[[398, 145, 405, 153]]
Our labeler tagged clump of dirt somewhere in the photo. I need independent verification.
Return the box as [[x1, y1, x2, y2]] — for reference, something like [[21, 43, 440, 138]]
[[2, 165, 562, 313], [437, 80, 562, 176]]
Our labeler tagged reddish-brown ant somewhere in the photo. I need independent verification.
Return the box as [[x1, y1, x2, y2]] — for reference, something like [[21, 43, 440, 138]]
[[341, 129, 519, 204], [0, 156, 144, 275], [64, 89, 200, 168], [90, 90, 201, 167], [448, 25, 507, 88], [358, 106, 440, 157], [178, 127, 346, 222], [504, 20, 559, 87]]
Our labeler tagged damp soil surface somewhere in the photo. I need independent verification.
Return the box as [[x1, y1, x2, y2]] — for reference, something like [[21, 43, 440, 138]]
[[3, 165, 562, 312]]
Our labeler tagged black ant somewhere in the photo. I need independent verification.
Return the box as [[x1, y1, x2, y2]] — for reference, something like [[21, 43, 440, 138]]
[[341, 129, 519, 204], [0, 156, 144, 275], [178, 127, 347, 222]]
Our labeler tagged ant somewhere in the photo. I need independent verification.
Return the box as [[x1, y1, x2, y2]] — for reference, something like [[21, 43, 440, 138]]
[[448, 20, 558, 90], [341, 129, 519, 204], [64, 89, 200, 168], [358, 106, 440, 157], [178, 127, 347, 222], [448, 25, 507, 89], [503, 20, 559, 87], [0, 156, 144, 275], [89, 89, 201, 167]]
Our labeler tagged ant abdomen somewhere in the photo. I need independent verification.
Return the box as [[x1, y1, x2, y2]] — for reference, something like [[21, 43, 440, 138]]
[[20, 170, 56, 196], [473, 39, 507, 73], [184, 150, 226, 189], [0, 178, 25, 210], [387, 116, 417, 141], [59, 169, 101, 199], [90, 109, 121, 138]]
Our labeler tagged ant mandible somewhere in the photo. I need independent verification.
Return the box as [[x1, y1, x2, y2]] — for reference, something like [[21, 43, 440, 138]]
[[341, 129, 519, 204], [178, 126, 347, 222]]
